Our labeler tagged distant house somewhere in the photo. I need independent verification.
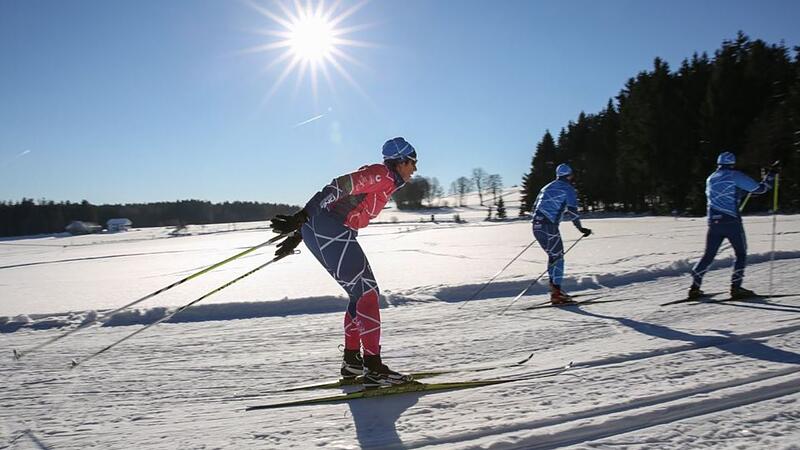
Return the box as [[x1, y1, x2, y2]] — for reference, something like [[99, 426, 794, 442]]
[[106, 218, 133, 232], [65, 221, 102, 235]]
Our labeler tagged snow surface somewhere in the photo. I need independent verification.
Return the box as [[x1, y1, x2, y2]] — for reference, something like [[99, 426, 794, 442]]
[[2, 190, 800, 449]]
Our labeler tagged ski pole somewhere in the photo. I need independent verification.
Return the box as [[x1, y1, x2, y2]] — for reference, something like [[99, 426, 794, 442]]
[[458, 240, 537, 309], [740, 160, 780, 212], [499, 235, 586, 315], [13, 232, 288, 361], [69, 251, 292, 369], [769, 174, 780, 297]]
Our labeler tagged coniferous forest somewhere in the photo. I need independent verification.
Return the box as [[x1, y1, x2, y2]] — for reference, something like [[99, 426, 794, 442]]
[[0, 199, 297, 238], [521, 33, 800, 215]]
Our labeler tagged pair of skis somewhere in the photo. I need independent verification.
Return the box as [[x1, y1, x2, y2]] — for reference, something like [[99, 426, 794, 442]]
[[246, 359, 574, 411], [230, 353, 535, 401], [660, 292, 799, 307], [273, 353, 536, 394], [520, 294, 636, 311]]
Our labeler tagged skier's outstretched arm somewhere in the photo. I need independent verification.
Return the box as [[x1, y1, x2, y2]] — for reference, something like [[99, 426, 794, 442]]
[[735, 169, 776, 196], [564, 190, 592, 237]]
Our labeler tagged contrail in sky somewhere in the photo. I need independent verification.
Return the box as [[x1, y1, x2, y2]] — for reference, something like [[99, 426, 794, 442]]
[[294, 114, 325, 127], [1, 149, 31, 168], [294, 107, 333, 128]]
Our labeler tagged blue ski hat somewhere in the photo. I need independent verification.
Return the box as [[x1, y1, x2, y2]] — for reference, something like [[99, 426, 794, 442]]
[[382, 137, 417, 162], [717, 151, 736, 166], [555, 163, 573, 177]]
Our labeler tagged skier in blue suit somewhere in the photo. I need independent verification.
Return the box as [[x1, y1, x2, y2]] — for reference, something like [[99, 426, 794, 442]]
[[688, 151, 777, 299], [532, 163, 592, 304]]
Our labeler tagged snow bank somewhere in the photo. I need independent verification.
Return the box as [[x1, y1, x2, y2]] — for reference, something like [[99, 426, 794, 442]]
[[435, 250, 800, 301], [0, 294, 427, 332], [4, 250, 799, 334]]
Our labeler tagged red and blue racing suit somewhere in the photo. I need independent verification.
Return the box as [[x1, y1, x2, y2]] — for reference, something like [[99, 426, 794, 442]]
[[302, 163, 404, 356]]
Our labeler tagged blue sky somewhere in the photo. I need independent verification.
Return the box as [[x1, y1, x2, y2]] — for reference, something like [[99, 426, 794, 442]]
[[2, 0, 799, 206]]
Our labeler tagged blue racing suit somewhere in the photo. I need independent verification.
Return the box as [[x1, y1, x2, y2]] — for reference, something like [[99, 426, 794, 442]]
[[691, 167, 774, 288], [531, 178, 584, 286]]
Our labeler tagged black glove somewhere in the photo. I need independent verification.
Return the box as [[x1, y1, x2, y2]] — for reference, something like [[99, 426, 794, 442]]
[[270, 210, 308, 235], [275, 232, 302, 258], [577, 227, 592, 237], [761, 160, 781, 177], [767, 160, 781, 175]]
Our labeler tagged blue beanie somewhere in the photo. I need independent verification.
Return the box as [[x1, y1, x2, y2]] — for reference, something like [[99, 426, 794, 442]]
[[717, 151, 736, 166], [382, 137, 417, 162], [556, 163, 573, 177]]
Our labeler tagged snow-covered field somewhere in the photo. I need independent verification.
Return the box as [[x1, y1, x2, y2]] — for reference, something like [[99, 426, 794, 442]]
[[3, 192, 800, 449]]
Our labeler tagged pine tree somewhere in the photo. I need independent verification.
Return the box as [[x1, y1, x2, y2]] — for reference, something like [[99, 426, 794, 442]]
[[496, 197, 507, 219], [520, 130, 557, 214]]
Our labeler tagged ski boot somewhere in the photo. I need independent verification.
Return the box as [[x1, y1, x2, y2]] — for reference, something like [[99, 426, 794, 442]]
[[341, 349, 364, 379], [730, 285, 757, 299], [687, 285, 704, 299], [362, 355, 414, 389], [550, 283, 574, 305]]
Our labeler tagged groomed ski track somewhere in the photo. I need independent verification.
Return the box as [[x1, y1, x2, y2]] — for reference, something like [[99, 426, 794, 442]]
[[424, 370, 800, 449], [5, 260, 800, 448]]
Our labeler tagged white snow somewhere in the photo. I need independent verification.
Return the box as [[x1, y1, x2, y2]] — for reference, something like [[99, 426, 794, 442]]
[[2, 190, 800, 449]]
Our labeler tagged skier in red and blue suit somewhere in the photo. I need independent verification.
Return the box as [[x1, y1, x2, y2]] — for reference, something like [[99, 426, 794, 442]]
[[270, 137, 417, 388]]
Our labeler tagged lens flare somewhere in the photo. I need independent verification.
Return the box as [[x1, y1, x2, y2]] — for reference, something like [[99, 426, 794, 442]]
[[245, 0, 373, 102]]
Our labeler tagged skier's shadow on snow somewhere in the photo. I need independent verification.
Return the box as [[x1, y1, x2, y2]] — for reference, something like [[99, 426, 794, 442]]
[[560, 306, 800, 365], [347, 394, 418, 449]]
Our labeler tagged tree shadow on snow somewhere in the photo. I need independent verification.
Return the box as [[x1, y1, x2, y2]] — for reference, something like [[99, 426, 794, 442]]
[[560, 307, 800, 365], [347, 393, 419, 449]]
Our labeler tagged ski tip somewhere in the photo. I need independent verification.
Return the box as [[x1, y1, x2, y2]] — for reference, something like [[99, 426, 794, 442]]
[[517, 353, 534, 365]]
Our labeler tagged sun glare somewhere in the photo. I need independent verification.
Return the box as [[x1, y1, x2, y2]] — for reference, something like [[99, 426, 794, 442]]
[[246, 0, 372, 102], [289, 16, 334, 62]]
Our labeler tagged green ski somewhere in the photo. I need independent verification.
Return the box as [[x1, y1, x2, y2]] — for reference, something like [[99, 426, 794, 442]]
[[279, 371, 439, 392], [245, 363, 572, 411], [276, 352, 535, 393]]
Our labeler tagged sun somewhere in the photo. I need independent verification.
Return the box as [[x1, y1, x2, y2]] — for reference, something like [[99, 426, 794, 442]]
[[288, 15, 335, 62], [245, 0, 372, 102]]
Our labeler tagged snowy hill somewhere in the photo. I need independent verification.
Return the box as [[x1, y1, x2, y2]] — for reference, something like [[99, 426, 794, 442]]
[[377, 187, 523, 224], [2, 197, 800, 449]]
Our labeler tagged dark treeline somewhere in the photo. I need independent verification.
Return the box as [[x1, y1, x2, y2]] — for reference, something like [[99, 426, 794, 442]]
[[0, 199, 298, 237], [521, 33, 800, 215]]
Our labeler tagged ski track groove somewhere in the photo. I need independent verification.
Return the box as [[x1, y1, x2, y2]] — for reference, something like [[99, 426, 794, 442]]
[[411, 368, 800, 449], [493, 371, 800, 450], [573, 322, 800, 371]]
